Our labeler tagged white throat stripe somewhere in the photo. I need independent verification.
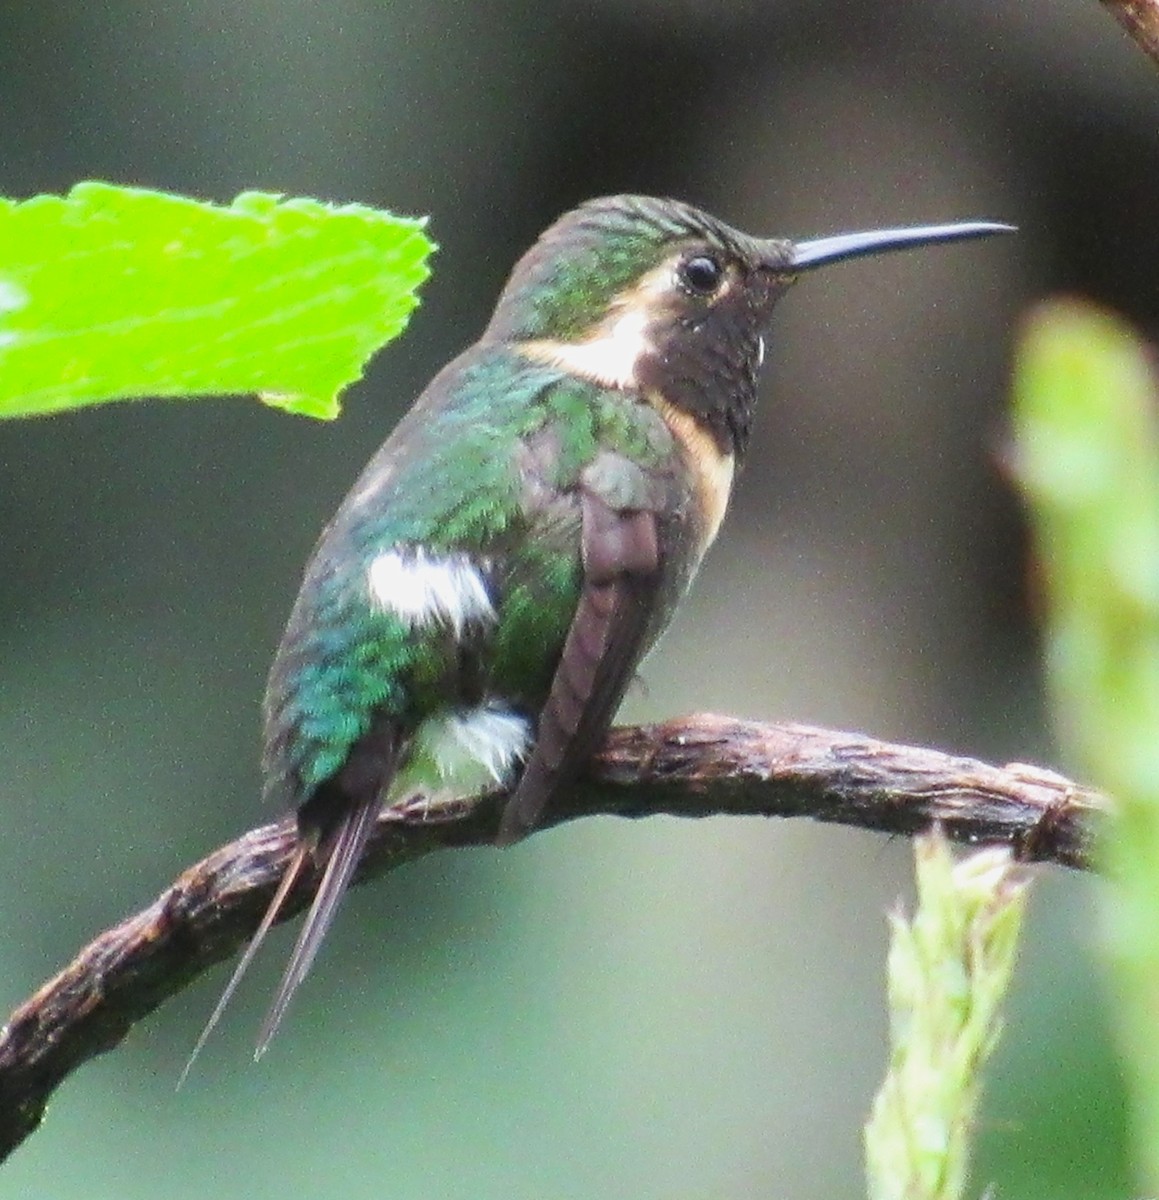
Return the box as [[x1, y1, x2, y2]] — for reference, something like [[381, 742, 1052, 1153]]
[[518, 258, 683, 391], [522, 307, 652, 390]]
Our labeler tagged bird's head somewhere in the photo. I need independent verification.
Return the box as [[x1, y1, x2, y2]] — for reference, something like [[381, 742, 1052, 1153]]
[[485, 194, 1011, 456]]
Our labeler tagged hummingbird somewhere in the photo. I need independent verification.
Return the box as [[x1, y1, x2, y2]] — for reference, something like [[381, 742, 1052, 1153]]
[[182, 195, 1011, 1076]]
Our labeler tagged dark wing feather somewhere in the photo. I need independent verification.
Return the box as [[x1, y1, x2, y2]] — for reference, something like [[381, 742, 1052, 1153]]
[[254, 795, 382, 1058], [250, 713, 402, 1056], [178, 842, 310, 1087], [496, 490, 660, 844], [179, 795, 383, 1077], [181, 720, 400, 1077]]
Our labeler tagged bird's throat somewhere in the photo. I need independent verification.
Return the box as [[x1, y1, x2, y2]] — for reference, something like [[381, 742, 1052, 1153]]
[[649, 392, 736, 559]]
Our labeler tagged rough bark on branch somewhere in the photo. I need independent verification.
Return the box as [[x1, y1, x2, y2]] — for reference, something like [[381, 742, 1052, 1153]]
[[1100, 0, 1159, 66], [0, 715, 1106, 1163]]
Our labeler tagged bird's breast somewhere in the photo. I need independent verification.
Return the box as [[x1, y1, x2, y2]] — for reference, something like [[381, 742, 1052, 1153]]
[[646, 392, 735, 562]]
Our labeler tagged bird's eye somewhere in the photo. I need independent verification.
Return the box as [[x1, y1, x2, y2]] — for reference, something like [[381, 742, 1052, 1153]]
[[678, 254, 724, 296]]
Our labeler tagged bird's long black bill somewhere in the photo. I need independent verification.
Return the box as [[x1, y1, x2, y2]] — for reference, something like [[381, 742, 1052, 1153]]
[[790, 221, 1015, 271]]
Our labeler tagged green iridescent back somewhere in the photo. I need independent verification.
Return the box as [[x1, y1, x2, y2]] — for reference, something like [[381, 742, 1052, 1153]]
[[261, 342, 683, 812]]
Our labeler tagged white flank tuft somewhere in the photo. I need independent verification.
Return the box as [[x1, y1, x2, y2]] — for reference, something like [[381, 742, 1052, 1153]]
[[435, 705, 532, 788], [389, 704, 532, 805], [367, 548, 494, 636]]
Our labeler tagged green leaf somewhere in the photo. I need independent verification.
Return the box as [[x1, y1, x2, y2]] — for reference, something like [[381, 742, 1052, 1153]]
[[0, 181, 434, 420], [1011, 299, 1159, 1190]]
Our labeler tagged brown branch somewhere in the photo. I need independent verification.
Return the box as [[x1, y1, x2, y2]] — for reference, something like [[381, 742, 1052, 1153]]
[[0, 715, 1106, 1163], [1101, 0, 1159, 66]]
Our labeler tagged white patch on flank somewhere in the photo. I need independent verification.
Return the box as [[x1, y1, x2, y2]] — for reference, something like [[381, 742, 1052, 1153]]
[[367, 548, 494, 636], [0, 280, 28, 314], [389, 704, 532, 805], [756, 334, 766, 367], [433, 705, 532, 789], [523, 306, 652, 390]]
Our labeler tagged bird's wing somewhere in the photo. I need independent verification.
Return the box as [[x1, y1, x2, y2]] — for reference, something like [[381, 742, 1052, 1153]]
[[496, 483, 662, 844]]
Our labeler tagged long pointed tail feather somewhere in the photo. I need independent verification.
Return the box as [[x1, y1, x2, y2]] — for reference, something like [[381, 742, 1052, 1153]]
[[254, 798, 380, 1059], [177, 843, 310, 1088]]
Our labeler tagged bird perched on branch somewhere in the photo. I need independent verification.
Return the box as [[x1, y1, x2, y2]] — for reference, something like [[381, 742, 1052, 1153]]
[[182, 194, 1011, 1076]]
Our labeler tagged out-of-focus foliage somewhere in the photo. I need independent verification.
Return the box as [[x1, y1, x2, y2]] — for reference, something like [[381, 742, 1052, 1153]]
[[1012, 301, 1159, 1191], [0, 182, 433, 419], [866, 834, 1029, 1200]]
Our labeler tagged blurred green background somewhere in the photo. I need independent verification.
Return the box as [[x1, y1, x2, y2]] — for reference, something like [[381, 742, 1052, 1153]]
[[0, 3, 1150, 1196]]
